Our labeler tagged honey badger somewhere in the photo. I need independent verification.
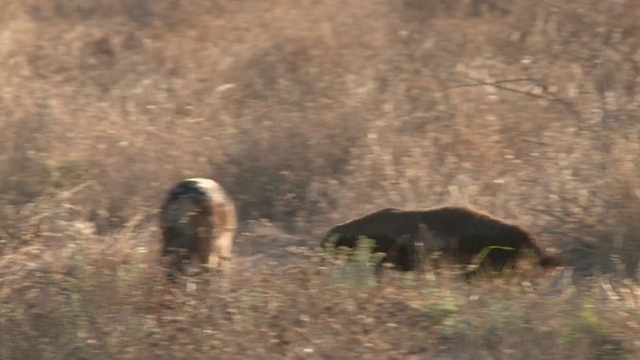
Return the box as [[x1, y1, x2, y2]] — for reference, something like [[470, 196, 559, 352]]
[[321, 206, 562, 277], [160, 178, 237, 279]]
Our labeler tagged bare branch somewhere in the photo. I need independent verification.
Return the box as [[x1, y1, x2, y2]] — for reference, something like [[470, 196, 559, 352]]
[[450, 76, 586, 127]]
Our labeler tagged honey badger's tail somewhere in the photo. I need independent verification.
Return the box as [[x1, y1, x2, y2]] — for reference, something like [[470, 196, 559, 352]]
[[522, 234, 563, 268], [538, 252, 563, 268]]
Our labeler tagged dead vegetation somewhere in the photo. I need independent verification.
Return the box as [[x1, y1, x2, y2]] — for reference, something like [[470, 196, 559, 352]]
[[1, 0, 640, 358]]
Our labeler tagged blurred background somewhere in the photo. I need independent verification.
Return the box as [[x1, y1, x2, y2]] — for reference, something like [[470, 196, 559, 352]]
[[2, 0, 638, 274]]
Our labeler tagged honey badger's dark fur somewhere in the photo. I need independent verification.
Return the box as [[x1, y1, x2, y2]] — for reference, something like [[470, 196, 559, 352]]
[[160, 178, 237, 280], [321, 206, 562, 277]]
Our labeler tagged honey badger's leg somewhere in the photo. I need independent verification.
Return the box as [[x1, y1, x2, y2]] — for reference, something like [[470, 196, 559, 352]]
[[193, 211, 213, 270], [210, 201, 237, 272], [181, 178, 237, 273], [160, 190, 200, 279]]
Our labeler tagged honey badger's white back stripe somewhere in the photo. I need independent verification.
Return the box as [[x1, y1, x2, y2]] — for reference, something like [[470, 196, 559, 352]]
[[184, 178, 237, 230], [185, 178, 231, 209], [184, 178, 238, 268]]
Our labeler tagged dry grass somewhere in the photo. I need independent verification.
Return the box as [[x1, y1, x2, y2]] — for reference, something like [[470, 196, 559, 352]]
[[1, 0, 640, 358]]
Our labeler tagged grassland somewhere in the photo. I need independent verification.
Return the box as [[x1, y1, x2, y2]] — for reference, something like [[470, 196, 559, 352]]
[[0, 1, 639, 358]]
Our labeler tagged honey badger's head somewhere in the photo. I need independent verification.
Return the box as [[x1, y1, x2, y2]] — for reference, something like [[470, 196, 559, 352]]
[[320, 229, 357, 250], [320, 227, 421, 272]]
